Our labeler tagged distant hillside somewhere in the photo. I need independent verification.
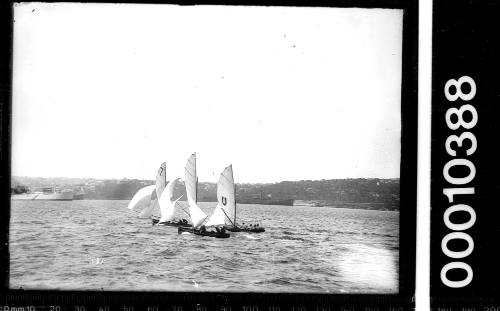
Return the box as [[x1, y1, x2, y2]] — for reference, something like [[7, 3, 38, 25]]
[[11, 176, 399, 211]]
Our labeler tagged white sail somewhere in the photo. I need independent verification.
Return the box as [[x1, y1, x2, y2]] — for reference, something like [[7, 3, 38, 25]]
[[158, 178, 178, 223], [185, 153, 198, 204], [184, 153, 207, 228], [156, 162, 167, 199], [127, 184, 156, 211], [205, 204, 226, 227], [138, 198, 157, 218], [217, 165, 237, 226]]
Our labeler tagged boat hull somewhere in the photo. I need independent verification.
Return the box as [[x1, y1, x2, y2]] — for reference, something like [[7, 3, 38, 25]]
[[152, 218, 192, 227], [224, 225, 265, 233], [236, 198, 294, 206], [178, 226, 230, 238]]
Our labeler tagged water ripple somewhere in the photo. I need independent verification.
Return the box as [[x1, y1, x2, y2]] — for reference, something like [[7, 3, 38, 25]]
[[9, 200, 399, 293]]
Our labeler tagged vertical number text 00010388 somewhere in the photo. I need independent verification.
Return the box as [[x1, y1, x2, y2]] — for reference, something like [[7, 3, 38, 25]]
[[440, 76, 478, 289]]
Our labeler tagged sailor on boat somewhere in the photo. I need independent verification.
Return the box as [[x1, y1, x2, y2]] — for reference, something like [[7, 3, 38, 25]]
[[214, 226, 227, 234], [152, 217, 189, 226]]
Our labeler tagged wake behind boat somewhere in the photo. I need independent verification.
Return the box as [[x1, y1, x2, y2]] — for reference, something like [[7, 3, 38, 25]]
[[225, 223, 265, 233]]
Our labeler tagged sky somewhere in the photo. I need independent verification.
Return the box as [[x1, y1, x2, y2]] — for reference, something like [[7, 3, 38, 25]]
[[12, 3, 403, 183]]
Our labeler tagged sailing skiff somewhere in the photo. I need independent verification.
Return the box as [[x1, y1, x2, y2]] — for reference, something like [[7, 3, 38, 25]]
[[217, 165, 265, 233], [153, 177, 191, 227], [177, 153, 230, 238]]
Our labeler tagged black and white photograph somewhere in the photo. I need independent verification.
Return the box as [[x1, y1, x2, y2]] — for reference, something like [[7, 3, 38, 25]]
[[9, 3, 407, 294]]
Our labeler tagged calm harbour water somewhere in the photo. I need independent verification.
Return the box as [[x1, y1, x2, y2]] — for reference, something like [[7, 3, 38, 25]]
[[9, 200, 399, 293]]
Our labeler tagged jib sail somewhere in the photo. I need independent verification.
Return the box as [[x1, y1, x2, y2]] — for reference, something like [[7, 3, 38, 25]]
[[159, 178, 178, 223]]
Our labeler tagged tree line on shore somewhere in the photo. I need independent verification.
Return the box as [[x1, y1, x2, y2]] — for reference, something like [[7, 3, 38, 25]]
[[12, 176, 399, 210]]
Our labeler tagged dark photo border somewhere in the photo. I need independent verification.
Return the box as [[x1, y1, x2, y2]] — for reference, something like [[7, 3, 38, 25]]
[[431, 0, 500, 308], [0, 0, 417, 309]]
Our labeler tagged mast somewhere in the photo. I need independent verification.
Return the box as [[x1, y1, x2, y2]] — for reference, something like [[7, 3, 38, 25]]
[[234, 183, 237, 226], [194, 153, 197, 204]]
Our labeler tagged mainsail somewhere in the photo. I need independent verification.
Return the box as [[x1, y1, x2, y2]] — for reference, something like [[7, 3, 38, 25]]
[[206, 165, 236, 227], [184, 153, 208, 228], [140, 162, 166, 219], [158, 178, 179, 223], [127, 184, 156, 211], [156, 162, 167, 199], [217, 165, 237, 226]]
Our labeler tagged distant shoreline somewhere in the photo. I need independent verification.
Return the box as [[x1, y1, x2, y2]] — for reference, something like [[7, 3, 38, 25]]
[[12, 176, 400, 211]]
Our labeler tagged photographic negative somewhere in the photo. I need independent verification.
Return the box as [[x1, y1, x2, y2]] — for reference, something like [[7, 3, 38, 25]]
[[3, 0, 417, 308]]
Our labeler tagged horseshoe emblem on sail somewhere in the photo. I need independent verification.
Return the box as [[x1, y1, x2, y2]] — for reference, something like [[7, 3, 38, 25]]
[[222, 196, 227, 206]]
